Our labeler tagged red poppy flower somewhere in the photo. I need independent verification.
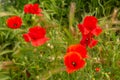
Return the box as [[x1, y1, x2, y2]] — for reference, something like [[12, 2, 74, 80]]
[[64, 52, 85, 73], [67, 44, 88, 58], [95, 67, 100, 72], [6, 16, 22, 29], [78, 16, 102, 36], [80, 33, 98, 48], [24, 4, 42, 16], [78, 16, 102, 48], [23, 26, 49, 47]]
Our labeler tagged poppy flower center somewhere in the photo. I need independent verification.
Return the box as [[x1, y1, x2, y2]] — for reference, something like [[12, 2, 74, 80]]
[[72, 62, 77, 67], [85, 38, 90, 46], [14, 23, 17, 27], [86, 38, 89, 41]]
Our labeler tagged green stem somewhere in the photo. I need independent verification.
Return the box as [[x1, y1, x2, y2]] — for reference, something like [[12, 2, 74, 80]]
[[41, 67, 66, 80]]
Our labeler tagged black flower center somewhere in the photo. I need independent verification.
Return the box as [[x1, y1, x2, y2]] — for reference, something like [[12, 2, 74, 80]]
[[72, 62, 77, 67], [14, 24, 17, 27]]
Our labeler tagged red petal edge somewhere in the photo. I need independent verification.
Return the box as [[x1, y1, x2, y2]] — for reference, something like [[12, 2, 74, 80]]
[[31, 37, 49, 47], [92, 26, 102, 36], [88, 39, 98, 48], [78, 24, 89, 35], [23, 34, 31, 42]]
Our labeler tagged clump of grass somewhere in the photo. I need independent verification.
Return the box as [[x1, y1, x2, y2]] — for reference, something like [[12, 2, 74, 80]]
[[0, 0, 120, 80]]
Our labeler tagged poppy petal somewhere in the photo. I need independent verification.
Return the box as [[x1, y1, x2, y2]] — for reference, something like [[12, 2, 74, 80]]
[[92, 26, 102, 36], [23, 34, 31, 42], [64, 52, 86, 74], [24, 3, 43, 15], [83, 16, 97, 31], [66, 58, 85, 73], [67, 44, 88, 58], [80, 34, 91, 47], [6, 16, 22, 29], [31, 37, 49, 47], [78, 24, 89, 35], [88, 39, 98, 48]]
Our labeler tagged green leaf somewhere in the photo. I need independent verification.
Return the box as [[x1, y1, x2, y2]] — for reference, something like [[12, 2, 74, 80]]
[[0, 76, 10, 80], [0, 43, 11, 51], [0, 50, 13, 56], [0, 74, 10, 80]]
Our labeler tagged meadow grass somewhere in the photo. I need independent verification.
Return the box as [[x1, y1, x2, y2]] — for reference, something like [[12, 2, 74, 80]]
[[0, 0, 120, 80]]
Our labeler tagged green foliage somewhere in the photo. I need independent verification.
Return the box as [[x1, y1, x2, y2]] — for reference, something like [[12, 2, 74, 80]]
[[0, 0, 120, 80]]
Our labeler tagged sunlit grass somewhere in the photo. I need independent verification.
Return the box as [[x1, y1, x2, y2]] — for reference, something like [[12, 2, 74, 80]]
[[0, 0, 120, 80]]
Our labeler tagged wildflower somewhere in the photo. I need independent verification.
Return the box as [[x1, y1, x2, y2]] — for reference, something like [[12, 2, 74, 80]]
[[67, 44, 88, 58], [24, 4, 42, 16], [78, 16, 102, 48], [6, 16, 22, 29], [23, 26, 49, 47], [64, 52, 85, 73], [80, 33, 98, 48], [78, 16, 102, 36], [95, 67, 100, 72]]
